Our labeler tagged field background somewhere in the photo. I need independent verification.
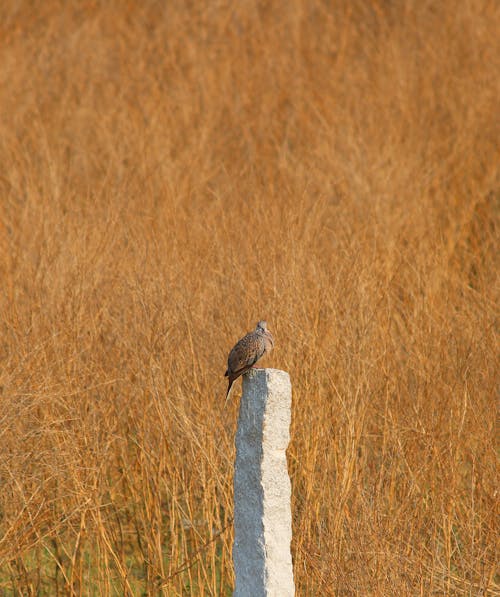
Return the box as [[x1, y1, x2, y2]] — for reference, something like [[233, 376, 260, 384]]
[[0, 1, 498, 595]]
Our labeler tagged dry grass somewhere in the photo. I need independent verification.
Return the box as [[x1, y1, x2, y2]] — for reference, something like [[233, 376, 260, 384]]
[[0, 1, 498, 595]]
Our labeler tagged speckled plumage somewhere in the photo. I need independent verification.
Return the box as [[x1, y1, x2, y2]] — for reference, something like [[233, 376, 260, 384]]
[[224, 321, 274, 401]]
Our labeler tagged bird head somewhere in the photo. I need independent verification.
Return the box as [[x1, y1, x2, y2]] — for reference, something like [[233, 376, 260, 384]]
[[256, 320, 268, 332]]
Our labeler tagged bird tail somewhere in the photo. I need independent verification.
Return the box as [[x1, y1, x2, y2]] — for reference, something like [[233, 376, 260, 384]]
[[224, 377, 235, 406]]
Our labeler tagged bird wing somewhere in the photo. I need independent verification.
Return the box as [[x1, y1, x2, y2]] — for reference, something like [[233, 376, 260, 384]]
[[227, 332, 265, 376]]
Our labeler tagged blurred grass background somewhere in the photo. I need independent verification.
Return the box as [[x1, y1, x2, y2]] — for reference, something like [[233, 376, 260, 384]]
[[0, 1, 498, 595]]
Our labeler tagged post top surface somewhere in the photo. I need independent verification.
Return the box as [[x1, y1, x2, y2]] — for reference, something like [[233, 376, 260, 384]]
[[244, 368, 290, 381]]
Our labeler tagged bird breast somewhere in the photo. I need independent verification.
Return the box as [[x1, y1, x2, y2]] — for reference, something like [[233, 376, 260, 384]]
[[263, 331, 274, 353]]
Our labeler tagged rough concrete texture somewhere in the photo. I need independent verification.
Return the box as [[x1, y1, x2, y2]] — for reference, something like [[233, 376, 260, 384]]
[[233, 368, 294, 597]]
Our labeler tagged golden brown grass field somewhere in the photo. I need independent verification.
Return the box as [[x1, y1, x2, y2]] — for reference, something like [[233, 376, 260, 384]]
[[0, 1, 498, 595]]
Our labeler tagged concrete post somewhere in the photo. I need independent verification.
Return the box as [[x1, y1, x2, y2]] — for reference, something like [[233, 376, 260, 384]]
[[233, 368, 294, 597]]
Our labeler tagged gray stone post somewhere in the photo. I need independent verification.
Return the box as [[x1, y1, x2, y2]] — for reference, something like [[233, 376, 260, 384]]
[[233, 368, 294, 597]]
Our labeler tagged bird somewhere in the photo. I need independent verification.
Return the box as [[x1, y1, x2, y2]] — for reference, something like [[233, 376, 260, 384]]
[[224, 321, 274, 402]]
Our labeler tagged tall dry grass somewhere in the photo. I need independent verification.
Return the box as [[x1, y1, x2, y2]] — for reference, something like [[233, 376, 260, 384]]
[[0, 1, 498, 595]]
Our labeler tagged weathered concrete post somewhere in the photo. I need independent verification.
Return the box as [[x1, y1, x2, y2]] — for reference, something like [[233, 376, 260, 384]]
[[233, 368, 294, 597]]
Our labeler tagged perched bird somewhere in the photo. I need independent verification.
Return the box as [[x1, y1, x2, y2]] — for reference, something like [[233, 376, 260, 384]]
[[225, 321, 274, 401]]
